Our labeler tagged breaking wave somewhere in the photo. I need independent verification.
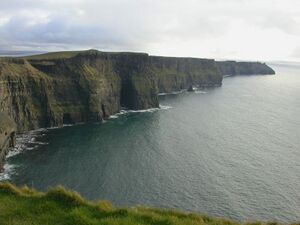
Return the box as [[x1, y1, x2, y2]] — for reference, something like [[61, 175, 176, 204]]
[[108, 104, 172, 119], [158, 90, 187, 96], [0, 163, 17, 181], [195, 90, 207, 94], [7, 129, 49, 159]]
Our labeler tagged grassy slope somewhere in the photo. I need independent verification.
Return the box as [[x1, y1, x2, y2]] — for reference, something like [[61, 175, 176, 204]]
[[0, 183, 296, 225], [23, 51, 84, 60], [22, 50, 148, 60]]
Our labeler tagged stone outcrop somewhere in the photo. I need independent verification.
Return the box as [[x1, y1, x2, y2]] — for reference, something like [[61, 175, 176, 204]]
[[0, 50, 275, 133], [0, 113, 16, 170]]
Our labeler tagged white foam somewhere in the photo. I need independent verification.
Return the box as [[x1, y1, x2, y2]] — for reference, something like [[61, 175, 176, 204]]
[[46, 123, 77, 130], [159, 105, 173, 110], [108, 115, 119, 119], [158, 93, 168, 96], [0, 163, 17, 181], [158, 90, 187, 96], [30, 141, 49, 145], [0, 127, 50, 180], [108, 104, 172, 119], [195, 90, 207, 94], [159, 88, 209, 95], [63, 124, 74, 127], [46, 126, 61, 130], [6, 129, 48, 159]]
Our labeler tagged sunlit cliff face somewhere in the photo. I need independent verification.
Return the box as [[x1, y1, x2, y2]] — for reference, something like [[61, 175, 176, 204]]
[[0, 0, 299, 61]]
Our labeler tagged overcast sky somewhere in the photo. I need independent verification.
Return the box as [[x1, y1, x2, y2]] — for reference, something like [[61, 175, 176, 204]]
[[0, 0, 299, 61]]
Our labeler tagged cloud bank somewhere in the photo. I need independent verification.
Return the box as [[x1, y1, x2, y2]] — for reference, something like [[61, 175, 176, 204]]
[[0, 0, 300, 61]]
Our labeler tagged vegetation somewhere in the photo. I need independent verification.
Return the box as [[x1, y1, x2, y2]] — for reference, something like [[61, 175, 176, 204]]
[[0, 183, 296, 225], [22, 49, 148, 60], [23, 50, 84, 60]]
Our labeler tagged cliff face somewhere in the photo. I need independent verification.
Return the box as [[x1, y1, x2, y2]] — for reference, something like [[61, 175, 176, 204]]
[[0, 56, 120, 131], [217, 61, 275, 76], [150, 56, 222, 93], [0, 58, 55, 131], [0, 113, 15, 170], [109, 52, 159, 110], [0, 50, 275, 133]]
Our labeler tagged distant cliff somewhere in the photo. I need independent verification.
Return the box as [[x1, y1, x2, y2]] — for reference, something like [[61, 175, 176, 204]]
[[0, 50, 275, 133], [217, 61, 275, 76], [150, 56, 222, 93]]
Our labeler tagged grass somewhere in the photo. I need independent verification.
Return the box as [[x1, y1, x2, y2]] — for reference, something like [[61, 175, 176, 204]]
[[23, 50, 85, 60], [0, 183, 297, 225], [22, 49, 148, 61]]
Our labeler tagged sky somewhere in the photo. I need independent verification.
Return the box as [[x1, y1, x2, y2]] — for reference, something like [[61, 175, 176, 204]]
[[0, 0, 300, 61]]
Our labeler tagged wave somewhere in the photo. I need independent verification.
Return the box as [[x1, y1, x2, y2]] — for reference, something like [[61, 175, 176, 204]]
[[159, 88, 208, 95], [7, 129, 49, 159], [158, 90, 187, 96], [46, 123, 75, 130], [108, 104, 172, 119], [194, 90, 207, 94], [0, 163, 17, 181], [0, 128, 50, 180]]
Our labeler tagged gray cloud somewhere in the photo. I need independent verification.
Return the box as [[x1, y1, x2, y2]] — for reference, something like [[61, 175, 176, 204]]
[[259, 14, 300, 35], [0, 0, 299, 60]]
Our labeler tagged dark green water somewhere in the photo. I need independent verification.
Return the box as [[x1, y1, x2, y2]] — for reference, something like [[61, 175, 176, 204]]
[[1, 63, 300, 222]]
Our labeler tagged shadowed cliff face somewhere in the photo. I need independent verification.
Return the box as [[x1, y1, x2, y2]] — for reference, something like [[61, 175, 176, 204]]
[[0, 50, 275, 133], [0, 113, 15, 170], [150, 56, 223, 93], [109, 53, 159, 110]]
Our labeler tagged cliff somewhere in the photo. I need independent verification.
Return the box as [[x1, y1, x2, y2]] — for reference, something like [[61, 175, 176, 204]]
[[150, 56, 222, 93], [0, 50, 220, 132], [0, 182, 292, 225], [217, 61, 275, 76], [0, 50, 275, 133], [0, 113, 16, 170]]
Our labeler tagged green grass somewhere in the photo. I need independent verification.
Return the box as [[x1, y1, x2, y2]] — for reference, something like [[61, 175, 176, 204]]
[[23, 50, 85, 60], [0, 183, 296, 225], [22, 49, 148, 60]]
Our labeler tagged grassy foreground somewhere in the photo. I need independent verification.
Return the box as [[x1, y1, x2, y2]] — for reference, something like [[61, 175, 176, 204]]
[[0, 183, 296, 225]]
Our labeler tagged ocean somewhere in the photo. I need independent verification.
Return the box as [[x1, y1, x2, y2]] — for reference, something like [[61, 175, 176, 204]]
[[1, 62, 299, 222]]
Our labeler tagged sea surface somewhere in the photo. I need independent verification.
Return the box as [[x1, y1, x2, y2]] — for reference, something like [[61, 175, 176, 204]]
[[1, 62, 300, 222]]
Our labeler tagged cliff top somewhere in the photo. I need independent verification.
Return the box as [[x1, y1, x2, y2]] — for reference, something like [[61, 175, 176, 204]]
[[1, 49, 212, 62], [21, 49, 149, 61]]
